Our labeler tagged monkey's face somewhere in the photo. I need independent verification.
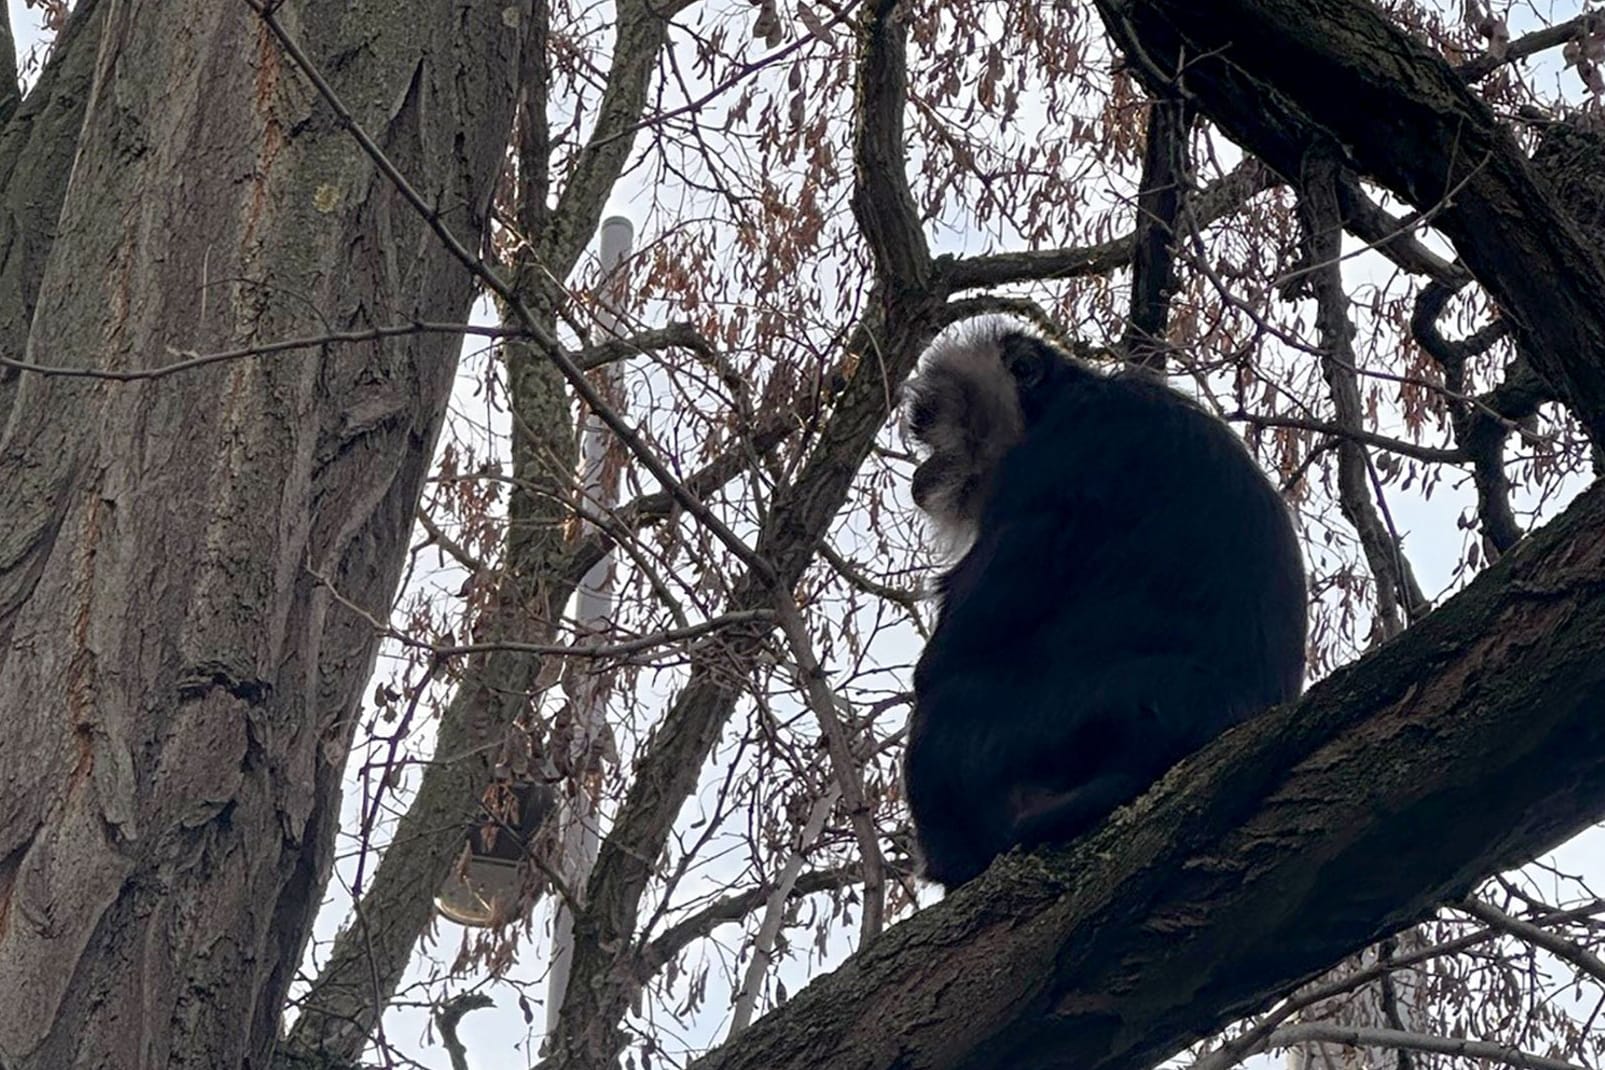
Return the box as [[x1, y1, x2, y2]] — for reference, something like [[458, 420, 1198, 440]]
[[902, 326, 1053, 548]]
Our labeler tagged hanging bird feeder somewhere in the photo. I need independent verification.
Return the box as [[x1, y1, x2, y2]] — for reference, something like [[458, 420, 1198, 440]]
[[435, 780, 555, 927]]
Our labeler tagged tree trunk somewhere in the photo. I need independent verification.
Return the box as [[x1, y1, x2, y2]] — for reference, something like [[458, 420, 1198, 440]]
[[0, 3, 523, 1067]]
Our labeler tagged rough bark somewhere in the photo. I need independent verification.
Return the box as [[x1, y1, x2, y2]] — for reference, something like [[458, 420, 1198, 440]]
[[0, 0, 18, 125], [0, 2, 523, 1067], [0, 0, 105, 422], [1096, 0, 1605, 443], [286, 1, 681, 1056], [690, 475, 1605, 1070]]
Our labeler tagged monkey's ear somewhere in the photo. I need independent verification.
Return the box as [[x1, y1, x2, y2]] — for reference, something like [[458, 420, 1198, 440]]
[[999, 333, 1049, 391]]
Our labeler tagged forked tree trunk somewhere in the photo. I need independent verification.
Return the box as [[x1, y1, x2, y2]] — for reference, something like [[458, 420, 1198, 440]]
[[0, 3, 523, 1067]]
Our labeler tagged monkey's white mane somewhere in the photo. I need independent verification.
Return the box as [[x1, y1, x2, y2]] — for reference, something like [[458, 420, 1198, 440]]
[[902, 320, 1030, 560]]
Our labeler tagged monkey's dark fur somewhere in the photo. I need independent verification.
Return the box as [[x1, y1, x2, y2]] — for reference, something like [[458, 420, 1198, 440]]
[[903, 324, 1307, 890]]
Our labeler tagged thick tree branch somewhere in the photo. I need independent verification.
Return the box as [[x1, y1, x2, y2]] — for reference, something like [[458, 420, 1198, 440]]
[[850, 0, 930, 290], [1096, 0, 1605, 444], [1410, 281, 1525, 557], [1124, 96, 1193, 368], [1332, 175, 1466, 285], [691, 476, 1605, 1070], [538, 0, 676, 281]]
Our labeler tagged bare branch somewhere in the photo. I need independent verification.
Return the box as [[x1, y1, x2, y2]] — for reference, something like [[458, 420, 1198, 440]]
[[1411, 281, 1525, 557], [850, 0, 931, 289], [562, 413, 799, 588], [1457, 13, 1599, 82], [312, 567, 775, 662], [949, 157, 1276, 290], [1333, 175, 1467, 285], [1124, 96, 1193, 368], [818, 543, 927, 632], [573, 321, 712, 371], [435, 993, 495, 1070], [1227, 412, 1462, 465], [592, 4, 856, 148], [729, 787, 843, 1035], [640, 866, 866, 976], [1266, 1024, 1585, 1070], [1457, 897, 1605, 985], [0, 321, 520, 382], [1186, 911, 1578, 1070], [1299, 155, 1428, 637], [414, 508, 487, 574], [772, 594, 886, 943]]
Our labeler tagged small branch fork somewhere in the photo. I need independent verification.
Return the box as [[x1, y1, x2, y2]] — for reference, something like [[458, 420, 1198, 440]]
[[772, 594, 887, 943], [1296, 155, 1428, 639]]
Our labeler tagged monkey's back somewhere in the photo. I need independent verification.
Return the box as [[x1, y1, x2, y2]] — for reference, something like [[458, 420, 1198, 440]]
[[907, 365, 1307, 888]]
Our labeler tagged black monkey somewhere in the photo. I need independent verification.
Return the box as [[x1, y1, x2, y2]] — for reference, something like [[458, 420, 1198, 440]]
[[902, 323, 1307, 890]]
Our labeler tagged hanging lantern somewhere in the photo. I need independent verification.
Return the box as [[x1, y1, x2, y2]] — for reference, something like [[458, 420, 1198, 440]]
[[435, 780, 555, 927]]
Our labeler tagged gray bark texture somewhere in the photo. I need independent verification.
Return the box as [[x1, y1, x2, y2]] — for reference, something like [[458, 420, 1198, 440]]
[[287, 2, 678, 1055], [0, 2, 524, 1067], [0, 0, 17, 126]]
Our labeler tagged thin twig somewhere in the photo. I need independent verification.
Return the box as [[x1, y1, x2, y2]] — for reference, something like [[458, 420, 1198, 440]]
[[0, 321, 520, 381]]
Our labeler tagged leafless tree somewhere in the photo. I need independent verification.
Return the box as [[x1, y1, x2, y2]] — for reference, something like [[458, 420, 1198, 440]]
[[4, 2, 1605, 1070]]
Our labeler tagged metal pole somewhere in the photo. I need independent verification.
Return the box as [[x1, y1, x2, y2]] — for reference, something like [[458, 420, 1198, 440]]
[[546, 215, 633, 1034]]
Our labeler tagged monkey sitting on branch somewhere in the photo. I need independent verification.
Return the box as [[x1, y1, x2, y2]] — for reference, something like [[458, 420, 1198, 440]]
[[901, 321, 1307, 890]]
